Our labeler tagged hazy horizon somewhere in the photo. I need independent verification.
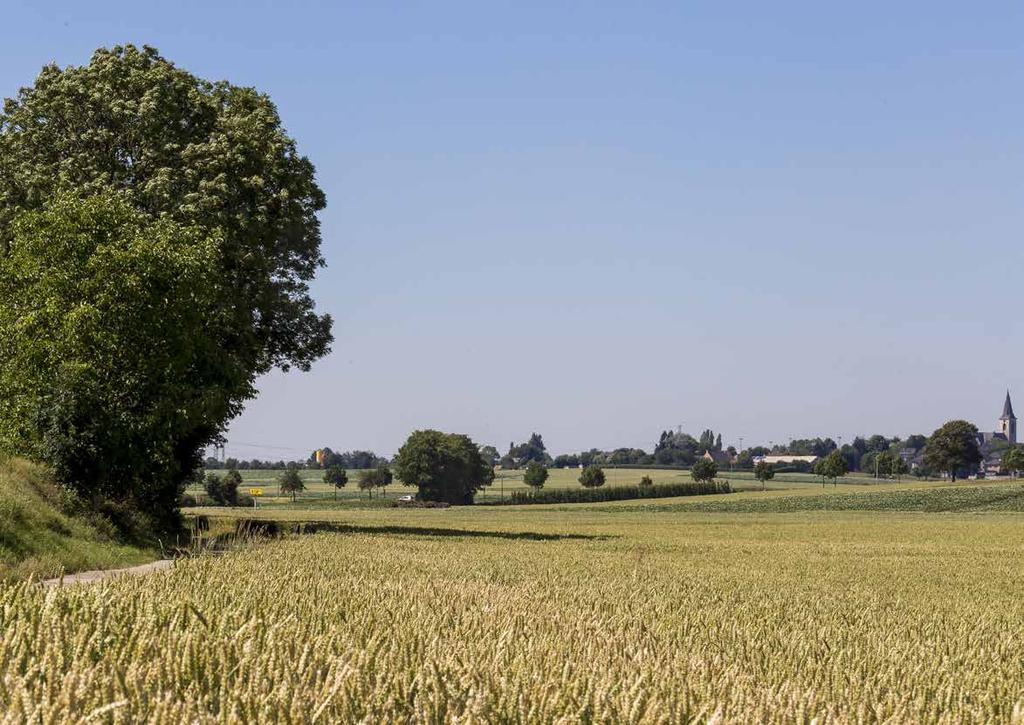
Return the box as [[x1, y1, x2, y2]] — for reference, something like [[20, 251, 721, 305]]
[[4, 1, 1022, 459]]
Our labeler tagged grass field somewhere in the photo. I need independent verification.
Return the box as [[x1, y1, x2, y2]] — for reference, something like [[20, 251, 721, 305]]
[[197, 465, 923, 509], [4, 478, 1024, 721]]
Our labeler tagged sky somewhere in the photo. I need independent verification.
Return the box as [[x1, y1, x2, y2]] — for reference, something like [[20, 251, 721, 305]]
[[3, 1, 1022, 459]]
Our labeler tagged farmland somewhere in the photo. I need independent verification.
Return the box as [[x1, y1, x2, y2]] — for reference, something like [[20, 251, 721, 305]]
[[4, 482, 1024, 722], [198, 465, 896, 509]]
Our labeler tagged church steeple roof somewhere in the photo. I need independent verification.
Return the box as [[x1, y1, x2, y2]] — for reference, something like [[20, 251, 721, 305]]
[[1001, 390, 1016, 420]]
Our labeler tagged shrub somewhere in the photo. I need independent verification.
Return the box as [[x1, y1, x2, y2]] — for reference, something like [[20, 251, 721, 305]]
[[523, 463, 549, 489], [579, 466, 606, 488], [639, 475, 653, 487], [691, 459, 717, 483]]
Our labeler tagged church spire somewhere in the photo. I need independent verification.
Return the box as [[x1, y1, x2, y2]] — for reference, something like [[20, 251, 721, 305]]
[[1001, 390, 1016, 421]]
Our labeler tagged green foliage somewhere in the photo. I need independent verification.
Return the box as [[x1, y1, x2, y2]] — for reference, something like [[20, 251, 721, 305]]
[[814, 450, 850, 485], [495, 480, 731, 505], [203, 471, 241, 507], [0, 193, 231, 535], [1000, 447, 1024, 476], [478, 446, 500, 466], [0, 458, 152, 580], [357, 466, 394, 497], [690, 459, 718, 483], [639, 475, 654, 487], [754, 461, 775, 490], [0, 45, 332, 534], [924, 420, 982, 482], [323, 466, 348, 499], [394, 430, 494, 504], [523, 463, 549, 489], [578, 466, 606, 488], [507, 433, 549, 467], [277, 470, 305, 502]]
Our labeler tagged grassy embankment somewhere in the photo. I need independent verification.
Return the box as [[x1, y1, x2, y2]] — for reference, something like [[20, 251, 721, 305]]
[[0, 458, 153, 580]]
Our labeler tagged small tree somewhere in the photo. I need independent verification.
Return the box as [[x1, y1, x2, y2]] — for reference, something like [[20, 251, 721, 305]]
[[691, 459, 717, 483], [579, 465, 606, 488], [523, 463, 549, 489], [816, 450, 849, 487], [222, 468, 242, 505], [923, 420, 982, 482], [278, 469, 305, 502], [358, 465, 393, 498], [754, 460, 775, 491], [375, 465, 394, 497], [639, 475, 653, 487], [204, 472, 224, 505], [323, 465, 348, 499], [1001, 447, 1024, 478]]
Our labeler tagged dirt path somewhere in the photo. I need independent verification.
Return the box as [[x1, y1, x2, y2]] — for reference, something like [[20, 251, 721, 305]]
[[42, 559, 174, 587]]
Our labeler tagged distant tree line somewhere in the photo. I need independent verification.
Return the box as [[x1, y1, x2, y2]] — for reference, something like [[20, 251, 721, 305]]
[[203, 457, 308, 471], [306, 448, 390, 470]]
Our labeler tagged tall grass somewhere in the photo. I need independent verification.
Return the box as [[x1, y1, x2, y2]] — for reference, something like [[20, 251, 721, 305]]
[[1, 512, 1023, 721]]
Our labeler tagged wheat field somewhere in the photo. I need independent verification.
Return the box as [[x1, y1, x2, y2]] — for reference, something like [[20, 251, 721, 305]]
[[2, 509, 1024, 722]]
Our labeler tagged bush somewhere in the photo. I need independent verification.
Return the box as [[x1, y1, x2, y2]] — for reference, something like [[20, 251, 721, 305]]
[[639, 475, 653, 487], [579, 466, 606, 488], [691, 459, 717, 483], [523, 463, 549, 489], [487, 480, 732, 506]]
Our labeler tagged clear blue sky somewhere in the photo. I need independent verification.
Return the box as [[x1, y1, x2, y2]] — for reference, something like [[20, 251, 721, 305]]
[[3, 1, 1022, 459]]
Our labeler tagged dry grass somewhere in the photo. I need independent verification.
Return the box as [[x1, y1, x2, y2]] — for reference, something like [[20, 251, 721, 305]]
[[2, 509, 1024, 722]]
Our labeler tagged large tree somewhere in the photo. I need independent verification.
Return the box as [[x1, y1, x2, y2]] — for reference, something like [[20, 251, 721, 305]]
[[923, 420, 982, 482], [0, 194, 228, 533], [0, 46, 332, 532], [393, 431, 494, 504]]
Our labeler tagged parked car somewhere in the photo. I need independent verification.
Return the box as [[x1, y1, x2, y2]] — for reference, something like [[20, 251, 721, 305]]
[[398, 494, 415, 503]]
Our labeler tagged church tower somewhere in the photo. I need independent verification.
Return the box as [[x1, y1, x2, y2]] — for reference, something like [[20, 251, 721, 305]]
[[999, 390, 1017, 444]]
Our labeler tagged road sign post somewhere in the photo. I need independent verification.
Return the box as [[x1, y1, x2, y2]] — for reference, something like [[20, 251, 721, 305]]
[[248, 488, 263, 509]]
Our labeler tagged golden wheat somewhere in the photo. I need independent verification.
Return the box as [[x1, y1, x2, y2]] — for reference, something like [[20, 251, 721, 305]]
[[1, 511, 1023, 723]]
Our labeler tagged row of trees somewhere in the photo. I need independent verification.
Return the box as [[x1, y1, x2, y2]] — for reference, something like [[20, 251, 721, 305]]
[[204, 458, 308, 471], [307, 448, 390, 470]]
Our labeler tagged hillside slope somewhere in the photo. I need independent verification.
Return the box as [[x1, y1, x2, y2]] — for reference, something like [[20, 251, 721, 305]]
[[0, 458, 153, 580]]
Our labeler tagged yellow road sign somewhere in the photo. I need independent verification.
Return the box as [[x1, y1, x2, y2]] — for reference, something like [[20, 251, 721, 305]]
[[248, 488, 263, 496]]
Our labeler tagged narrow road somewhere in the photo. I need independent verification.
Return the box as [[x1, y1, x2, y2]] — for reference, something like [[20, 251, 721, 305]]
[[41, 559, 174, 587]]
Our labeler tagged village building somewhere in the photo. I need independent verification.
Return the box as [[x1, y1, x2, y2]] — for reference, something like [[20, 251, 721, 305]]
[[977, 391, 1017, 476]]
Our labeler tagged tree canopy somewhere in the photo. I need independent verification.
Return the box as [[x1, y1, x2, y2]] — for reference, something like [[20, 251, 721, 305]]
[[0, 193, 229, 533], [278, 469, 305, 502], [754, 460, 775, 490], [523, 463, 549, 489], [923, 420, 982, 482], [357, 466, 393, 498], [393, 431, 494, 504], [578, 466, 605, 488], [0, 46, 332, 533], [691, 459, 717, 483], [506, 433, 549, 468], [814, 450, 850, 486]]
